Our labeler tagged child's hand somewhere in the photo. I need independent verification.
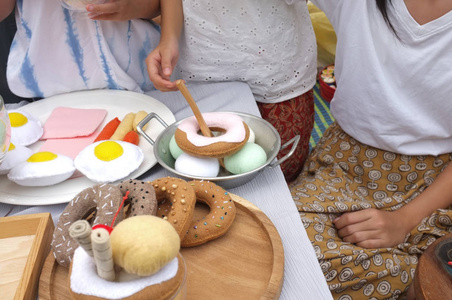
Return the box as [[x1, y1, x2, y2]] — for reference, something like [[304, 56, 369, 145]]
[[146, 39, 180, 92], [333, 208, 410, 249], [86, 0, 159, 21]]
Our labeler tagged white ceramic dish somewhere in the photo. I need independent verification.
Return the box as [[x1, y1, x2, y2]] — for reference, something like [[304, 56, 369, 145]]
[[0, 90, 175, 205]]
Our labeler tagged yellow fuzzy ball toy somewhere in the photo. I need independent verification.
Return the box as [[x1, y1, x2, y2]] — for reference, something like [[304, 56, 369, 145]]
[[110, 215, 180, 277]]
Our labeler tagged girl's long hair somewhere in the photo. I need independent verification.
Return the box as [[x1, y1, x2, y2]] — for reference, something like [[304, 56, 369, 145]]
[[376, 0, 397, 34]]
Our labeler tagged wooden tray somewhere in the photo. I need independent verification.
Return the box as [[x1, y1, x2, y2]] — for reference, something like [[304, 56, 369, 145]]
[[39, 194, 284, 300], [0, 213, 54, 300]]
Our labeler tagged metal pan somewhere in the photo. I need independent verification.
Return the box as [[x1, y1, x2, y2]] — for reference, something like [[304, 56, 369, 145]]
[[138, 111, 299, 189]]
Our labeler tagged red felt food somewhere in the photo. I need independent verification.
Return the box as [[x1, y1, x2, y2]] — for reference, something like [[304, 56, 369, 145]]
[[94, 117, 121, 142], [41, 107, 107, 139], [123, 131, 140, 145]]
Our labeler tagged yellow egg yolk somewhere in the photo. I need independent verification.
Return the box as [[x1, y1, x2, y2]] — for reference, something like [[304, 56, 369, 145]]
[[94, 141, 124, 161], [9, 112, 28, 127], [27, 152, 58, 163], [8, 143, 15, 151]]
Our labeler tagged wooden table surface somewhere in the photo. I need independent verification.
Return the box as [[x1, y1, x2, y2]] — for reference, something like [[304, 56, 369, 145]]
[[414, 233, 452, 300]]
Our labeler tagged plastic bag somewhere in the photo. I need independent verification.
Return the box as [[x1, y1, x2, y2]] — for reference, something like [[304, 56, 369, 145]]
[[308, 2, 337, 67]]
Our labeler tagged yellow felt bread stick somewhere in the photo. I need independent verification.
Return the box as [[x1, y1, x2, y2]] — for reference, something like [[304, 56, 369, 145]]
[[133, 110, 148, 131], [110, 112, 135, 140]]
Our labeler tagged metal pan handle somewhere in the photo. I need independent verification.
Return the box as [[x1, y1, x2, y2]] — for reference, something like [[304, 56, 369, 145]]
[[268, 135, 300, 168], [136, 112, 169, 146]]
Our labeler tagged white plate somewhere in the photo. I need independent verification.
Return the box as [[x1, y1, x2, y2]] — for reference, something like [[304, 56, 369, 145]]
[[0, 90, 175, 206]]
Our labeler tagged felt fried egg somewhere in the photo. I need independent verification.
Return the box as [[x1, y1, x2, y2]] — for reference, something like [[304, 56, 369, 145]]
[[8, 151, 75, 186], [75, 140, 144, 183], [9, 110, 43, 146], [0, 143, 34, 175]]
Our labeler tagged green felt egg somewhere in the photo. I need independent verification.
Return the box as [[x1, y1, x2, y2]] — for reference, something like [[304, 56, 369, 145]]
[[169, 134, 184, 159], [224, 143, 267, 174]]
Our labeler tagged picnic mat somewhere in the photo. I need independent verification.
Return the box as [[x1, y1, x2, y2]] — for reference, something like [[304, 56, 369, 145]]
[[310, 81, 334, 149]]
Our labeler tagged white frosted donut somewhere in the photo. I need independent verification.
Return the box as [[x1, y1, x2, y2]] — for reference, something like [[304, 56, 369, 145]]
[[174, 112, 250, 158]]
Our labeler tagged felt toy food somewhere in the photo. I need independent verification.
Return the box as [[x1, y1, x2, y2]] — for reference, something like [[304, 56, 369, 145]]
[[41, 107, 107, 139], [71, 222, 117, 281], [52, 179, 158, 267], [150, 177, 197, 239], [132, 110, 148, 132], [224, 142, 267, 174], [118, 179, 158, 217], [174, 112, 250, 158], [0, 142, 33, 175], [74, 140, 144, 183], [175, 152, 220, 177], [8, 109, 43, 146], [68, 216, 186, 300], [181, 180, 237, 247], [94, 117, 121, 142], [52, 183, 125, 267], [122, 131, 140, 145], [110, 112, 135, 141], [110, 215, 180, 276], [7, 151, 75, 186], [169, 134, 184, 159]]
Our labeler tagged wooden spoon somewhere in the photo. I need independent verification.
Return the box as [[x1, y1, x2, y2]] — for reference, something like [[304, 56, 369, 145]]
[[176, 80, 226, 168], [176, 80, 213, 137]]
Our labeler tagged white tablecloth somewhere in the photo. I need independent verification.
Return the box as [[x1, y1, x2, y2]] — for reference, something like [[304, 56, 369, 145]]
[[1, 82, 332, 300]]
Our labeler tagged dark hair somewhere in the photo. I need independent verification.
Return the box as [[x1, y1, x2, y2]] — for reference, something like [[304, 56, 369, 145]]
[[376, 0, 397, 35]]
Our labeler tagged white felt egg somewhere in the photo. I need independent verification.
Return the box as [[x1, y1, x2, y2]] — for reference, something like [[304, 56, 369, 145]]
[[9, 110, 43, 146], [247, 126, 255, 143], [175, 152, 219, 177], [0, 143, 34, 175], [75, 140, 144, 183], [8, 151, 75, 186]]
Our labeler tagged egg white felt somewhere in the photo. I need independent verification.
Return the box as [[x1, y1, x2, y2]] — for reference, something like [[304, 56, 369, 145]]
[[0, 143, 34, 175], [9, 109, 43, 147], [8, 152, 76, 186], [75, 140, 144, 183]]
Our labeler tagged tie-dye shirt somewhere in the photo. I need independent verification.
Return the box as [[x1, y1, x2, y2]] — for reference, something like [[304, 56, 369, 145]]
[[7, 0, 160, 99]]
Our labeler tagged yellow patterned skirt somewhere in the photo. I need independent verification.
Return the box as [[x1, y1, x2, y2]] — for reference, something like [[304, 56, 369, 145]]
[[290, 122, 452, 300]]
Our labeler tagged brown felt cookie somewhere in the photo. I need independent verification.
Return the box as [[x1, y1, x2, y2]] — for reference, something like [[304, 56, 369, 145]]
[[117, 179, 158, 217], [52, 183, 124, 267], [150, 177, 196, 240]]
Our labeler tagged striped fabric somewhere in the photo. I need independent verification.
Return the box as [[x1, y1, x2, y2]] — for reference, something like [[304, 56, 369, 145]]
[[7, 1, 160, 99], [310, 81, 334, 149]]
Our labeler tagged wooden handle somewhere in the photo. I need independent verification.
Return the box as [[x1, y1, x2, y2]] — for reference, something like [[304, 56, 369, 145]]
[[176, 80, 213, 137]]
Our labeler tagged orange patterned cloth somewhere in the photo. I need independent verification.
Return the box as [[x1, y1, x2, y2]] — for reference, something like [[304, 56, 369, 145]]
[[257, 89, 314, 182], [290, 122, 452, 299]]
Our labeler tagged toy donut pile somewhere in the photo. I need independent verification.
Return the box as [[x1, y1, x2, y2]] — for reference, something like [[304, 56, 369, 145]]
[[51, 177, 237, 300], [2, 107, 149, 186], [170, 112, 268, 177], [320, 64, 336, 89]]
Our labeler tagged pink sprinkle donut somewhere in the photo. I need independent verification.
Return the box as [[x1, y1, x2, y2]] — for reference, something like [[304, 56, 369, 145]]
[[174, 112, 250, 158]]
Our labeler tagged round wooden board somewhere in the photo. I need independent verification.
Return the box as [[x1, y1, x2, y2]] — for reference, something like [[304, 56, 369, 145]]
[[39, 194, 284, 300]]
